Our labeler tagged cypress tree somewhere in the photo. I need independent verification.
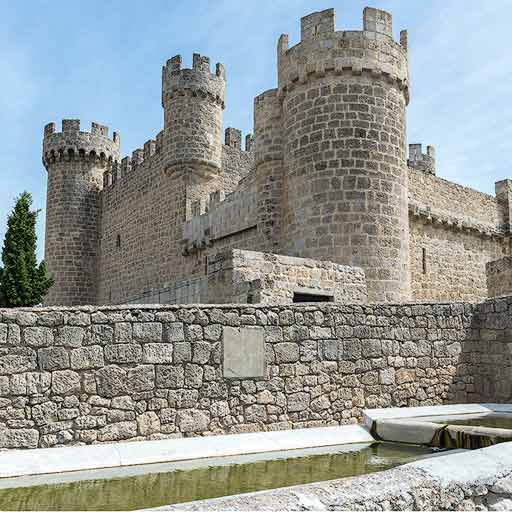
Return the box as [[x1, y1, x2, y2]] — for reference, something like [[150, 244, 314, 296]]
[[0, 192, 53, 307]]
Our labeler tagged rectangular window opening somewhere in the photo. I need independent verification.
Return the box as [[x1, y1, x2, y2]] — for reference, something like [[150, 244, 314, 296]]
[[422, 248, 427, 274], [293, 292, 334, 303]]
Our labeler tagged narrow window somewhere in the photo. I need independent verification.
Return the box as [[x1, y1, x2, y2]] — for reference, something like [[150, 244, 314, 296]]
[[204, 255, 208, 275], [422, 248, 427, 274], [116, 234, 121, 249], [293, 292, 334, 303]]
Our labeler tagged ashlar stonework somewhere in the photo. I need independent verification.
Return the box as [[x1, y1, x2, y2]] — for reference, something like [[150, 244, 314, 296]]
[[41, 7, 512, 307]]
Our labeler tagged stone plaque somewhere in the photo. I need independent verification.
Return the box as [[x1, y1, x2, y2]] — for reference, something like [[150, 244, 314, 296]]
[[223, 326, 265, 378]]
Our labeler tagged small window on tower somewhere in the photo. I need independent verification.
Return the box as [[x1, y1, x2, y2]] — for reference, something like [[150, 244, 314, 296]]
[[116, 234, 121, 249], [422, 248, 427, 274]]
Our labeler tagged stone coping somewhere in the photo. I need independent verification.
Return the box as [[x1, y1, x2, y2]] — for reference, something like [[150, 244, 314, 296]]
[[0, 297, 495, 315], [0, 424, 373, 479], [152, 442, 512, 511], [362, 403, 512, 429], [364, 404, 512, 449]]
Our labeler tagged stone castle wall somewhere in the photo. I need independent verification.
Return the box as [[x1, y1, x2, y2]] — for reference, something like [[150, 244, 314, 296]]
[[0, 297, 509, 449], [42, 8, 512, 308], [487, 256, 512, 298], [206, 250, 368, 304]]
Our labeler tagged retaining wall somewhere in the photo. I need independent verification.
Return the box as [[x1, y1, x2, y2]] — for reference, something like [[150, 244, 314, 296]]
[[0, 298, 509, 449]]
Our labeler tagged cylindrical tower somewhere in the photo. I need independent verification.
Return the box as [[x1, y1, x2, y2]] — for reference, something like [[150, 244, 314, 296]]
[[42, 119, 120, 305], [161, 53, 225, 175], [279, 8, 411, 302], [254, 87, 284, 250]]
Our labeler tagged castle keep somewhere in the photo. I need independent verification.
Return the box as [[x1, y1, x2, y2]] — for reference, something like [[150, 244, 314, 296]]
[[43, 8, 511, 306]]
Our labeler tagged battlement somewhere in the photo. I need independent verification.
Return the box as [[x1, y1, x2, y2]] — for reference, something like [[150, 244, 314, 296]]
[[277, 8, 409, 101], [408, 143, 436, 175], [300, 9, 335, 41], [161, 53, 225, 108], [43, 119, 120, 169], [103, 136, 160, 190]]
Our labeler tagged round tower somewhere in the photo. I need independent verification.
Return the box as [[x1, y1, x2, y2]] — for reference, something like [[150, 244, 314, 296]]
[[161, 53, 225, 175], [254, 88, 284, 250], [278, 8, 411, 302], [42, 119, 120, 305]]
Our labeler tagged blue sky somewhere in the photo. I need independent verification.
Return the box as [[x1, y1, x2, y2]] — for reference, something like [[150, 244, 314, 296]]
[[1, 0, 511, 261]]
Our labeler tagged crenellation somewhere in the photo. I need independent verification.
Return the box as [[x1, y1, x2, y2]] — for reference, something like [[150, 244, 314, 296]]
[[363, 6, 392, 37], [245, 134, 253, 152], [42, 7, 512, 307], [224, 127, 241, 149], [143, 139, 156, 160], [408, 143, 436, 175]]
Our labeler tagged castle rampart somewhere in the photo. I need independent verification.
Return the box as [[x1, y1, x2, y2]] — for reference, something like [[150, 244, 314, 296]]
[[42, 7, 512, 307]]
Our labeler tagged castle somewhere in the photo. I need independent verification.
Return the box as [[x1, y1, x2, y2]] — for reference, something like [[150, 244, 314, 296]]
[[42, 7, 512, 307]]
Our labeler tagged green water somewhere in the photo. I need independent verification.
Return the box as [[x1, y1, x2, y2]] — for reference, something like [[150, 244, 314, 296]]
[[435, 415, 512, 429], [0, 443, 440, 511]]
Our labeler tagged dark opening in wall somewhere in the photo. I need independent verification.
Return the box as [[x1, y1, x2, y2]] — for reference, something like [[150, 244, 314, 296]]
[[422, 248, 427, 274], [293, 292, 334, 303], [116, 234, 121, 249]]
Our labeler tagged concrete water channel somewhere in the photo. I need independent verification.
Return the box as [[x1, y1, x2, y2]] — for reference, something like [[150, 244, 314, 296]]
[[0, 404, 511, 511]]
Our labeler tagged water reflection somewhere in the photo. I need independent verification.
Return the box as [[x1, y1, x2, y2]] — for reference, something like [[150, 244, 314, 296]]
[[0, 442, 438, 511]]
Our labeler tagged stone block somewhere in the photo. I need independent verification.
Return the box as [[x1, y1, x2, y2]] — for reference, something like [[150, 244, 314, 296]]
[[176, 410, 209, 432], [133, 323, 162, 342], [38, 346, 70, 371], [56, 326, 84, 348], [104, 344, 142, 364], [95, 365, 127, 397], [156, 365, 184, 388], [137, 411, 161, 436], [274, 342, 300, 363], [52, 370, 81, 395], [98, 421, 137, 442], [127, 365, 155, 392], [24, 327, 54, 348], [142, 343, 173, 363], [70, 346, 104, 370]]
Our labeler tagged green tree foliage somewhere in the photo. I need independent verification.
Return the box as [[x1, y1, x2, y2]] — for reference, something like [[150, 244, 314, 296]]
[[0, 192, 53, 307]]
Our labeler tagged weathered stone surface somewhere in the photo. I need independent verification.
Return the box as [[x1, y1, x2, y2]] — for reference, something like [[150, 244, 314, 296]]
[[0, 295, 508, 449], [104, 344, 142, 364], [70, 346, 104, 370], [274, 343, 300, 363], [156, 365, 184, 389], [38, 347, 69, 371], [176, 410, 209, 432], [95, 365, 127, 397], [137, 411, 161, 435], [143, 343, 173, 364], [98, 421, 137, 442], [52, 370, 81, 395], [127, 365, 155, 392]]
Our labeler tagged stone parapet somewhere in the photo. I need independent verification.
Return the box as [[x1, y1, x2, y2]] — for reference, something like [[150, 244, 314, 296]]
[[43, 120, 120, 169], [277, 8, 409, 103]]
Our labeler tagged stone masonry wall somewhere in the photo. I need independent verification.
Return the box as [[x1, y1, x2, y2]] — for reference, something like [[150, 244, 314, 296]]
[[206, 250, 367, 304], [0, 299, 506, 450], [469, 296, 512, 403], [486, 256, 512, 298], [409, 218, 507, 302]]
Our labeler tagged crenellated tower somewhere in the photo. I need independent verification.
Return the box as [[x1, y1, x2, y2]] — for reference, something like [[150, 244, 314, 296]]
[[42, 120, 120, 305], [161, 54, 225, 181], [276, 7, 411, 302]]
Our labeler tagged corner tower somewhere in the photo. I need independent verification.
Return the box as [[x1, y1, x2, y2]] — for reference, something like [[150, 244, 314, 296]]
[[42, 120, 119, 305], [161, 53, 225, 179], [278, 8, 411, 302]]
